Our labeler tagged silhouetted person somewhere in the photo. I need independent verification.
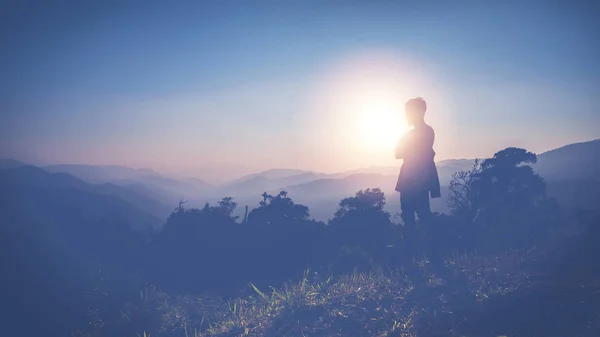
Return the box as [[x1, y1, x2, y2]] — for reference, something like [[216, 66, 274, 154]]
[[396, 98, 450, 307], [395, 97, 441, 229]]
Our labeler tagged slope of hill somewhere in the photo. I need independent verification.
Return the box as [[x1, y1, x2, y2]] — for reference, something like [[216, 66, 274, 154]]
[[216, 171, 325, 198], [284, 173, 397, 201], [112, 174, 211, 202], [217, 175, 272, 197], [44, 164, 159, 184], [233, 168, 317, 182], [183, 177, 214, 191], [546, 179, 600, 214], [0, 166, 161, 337], [95, 183, 173, 221], [535, 139, 600, 182], [0, 158, 27, 169], [0, 166, 165, 230], [42, 163, 212, 207]]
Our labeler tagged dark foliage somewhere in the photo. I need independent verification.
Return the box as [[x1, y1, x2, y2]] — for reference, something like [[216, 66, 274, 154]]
[[447, 147, 563, 253]]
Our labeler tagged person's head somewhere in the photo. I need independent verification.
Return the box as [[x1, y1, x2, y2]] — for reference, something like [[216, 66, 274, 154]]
[[404, 97, 427, 126]]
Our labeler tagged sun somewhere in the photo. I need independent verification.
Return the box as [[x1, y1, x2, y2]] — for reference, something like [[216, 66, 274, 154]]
[[303, 49, 431, 166], [359, 101, 406, 151], [349, 91, 409, 155]]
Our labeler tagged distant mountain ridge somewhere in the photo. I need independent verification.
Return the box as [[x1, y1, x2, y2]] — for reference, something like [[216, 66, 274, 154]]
[[0, 165, 167, 230], [0, 159, 28, 169], [0, 165, 172, 227], [231, 168, 317, 182], [219, 139, 599, 220], [534, 139, 600, 182], [3, 138, 598, 221], [44, 164, 160, 183], [40, 164, 212, 205], [216, 170, 326, 198]]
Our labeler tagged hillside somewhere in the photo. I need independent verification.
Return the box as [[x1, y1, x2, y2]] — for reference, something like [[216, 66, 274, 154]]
[[42, 163, 211, 207], [216, 170, 326, 198], [44, 164, 160, 184], [95, 182, 173, 220], [0, 166, 165, 230], [546, 179, 600, 214], [0, 158, 27, 169], [1, 166, 167, 336], [232, 168, 318, 182], [535, 139, 600, 182], [111, 174, 211, 204]]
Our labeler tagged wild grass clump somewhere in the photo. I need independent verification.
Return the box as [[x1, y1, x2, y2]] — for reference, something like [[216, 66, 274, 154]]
[[198, 268, 417, 337], [80, 269, 422, 337]]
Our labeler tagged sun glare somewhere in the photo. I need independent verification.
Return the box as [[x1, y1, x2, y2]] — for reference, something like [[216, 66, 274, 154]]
[[352, 94, 409, 154], [304, 49, 435, 167]]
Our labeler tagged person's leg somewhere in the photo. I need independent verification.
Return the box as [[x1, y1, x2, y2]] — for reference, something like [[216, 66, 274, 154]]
[[414, 189, 435, 256], [413, 189, 456, 293], [401, 192, 420, 256], [401, 191, 427, 306], [400, 191, 423, 256], [400, 192, 416, 229], [414, 189, 432, 224]]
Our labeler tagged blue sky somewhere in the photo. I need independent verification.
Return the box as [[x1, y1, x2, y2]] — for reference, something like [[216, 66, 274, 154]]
[[1, 0, 599, 181]]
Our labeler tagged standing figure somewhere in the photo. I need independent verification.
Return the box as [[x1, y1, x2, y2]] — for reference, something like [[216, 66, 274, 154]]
[[395, 97, 441, 228]]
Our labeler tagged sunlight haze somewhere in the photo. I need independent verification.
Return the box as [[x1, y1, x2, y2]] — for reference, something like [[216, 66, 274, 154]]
[[1, 1, 598, 182]]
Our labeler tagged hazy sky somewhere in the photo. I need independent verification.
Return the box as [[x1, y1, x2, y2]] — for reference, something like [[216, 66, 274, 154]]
[[1, 1, 599, 181]]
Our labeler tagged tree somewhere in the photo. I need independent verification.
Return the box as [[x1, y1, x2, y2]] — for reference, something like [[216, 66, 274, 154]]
[[448, 148, 546, 219], [448, 159, 482, 220], [214, 196, 239, 220], [334, 188, 386, 219], [247, 191, 310, 225], [328, 188, 395, 270], [473, 147, 546, 212], [447, 147, 555, 252], [151, 198, 242, 293]]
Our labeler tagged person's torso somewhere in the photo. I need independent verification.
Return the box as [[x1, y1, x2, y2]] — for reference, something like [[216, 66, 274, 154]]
[[402, 125, 435, 166]]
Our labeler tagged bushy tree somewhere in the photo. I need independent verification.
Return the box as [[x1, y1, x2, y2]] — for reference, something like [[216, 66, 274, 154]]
[[247, 191, 310, 226], [215, 196, 239, 220], [328, 188, 396, 271], [150, 197, 241, 293], [240, 191, 326, 288], [334, 188, 387, 218], [447, 147, 559, 252], [474, 147, 546, 212]]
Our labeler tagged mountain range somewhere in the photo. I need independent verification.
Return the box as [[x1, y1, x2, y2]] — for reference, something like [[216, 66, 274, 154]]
[[0, 165, 170, 230], [1, 139, 599, 223]]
